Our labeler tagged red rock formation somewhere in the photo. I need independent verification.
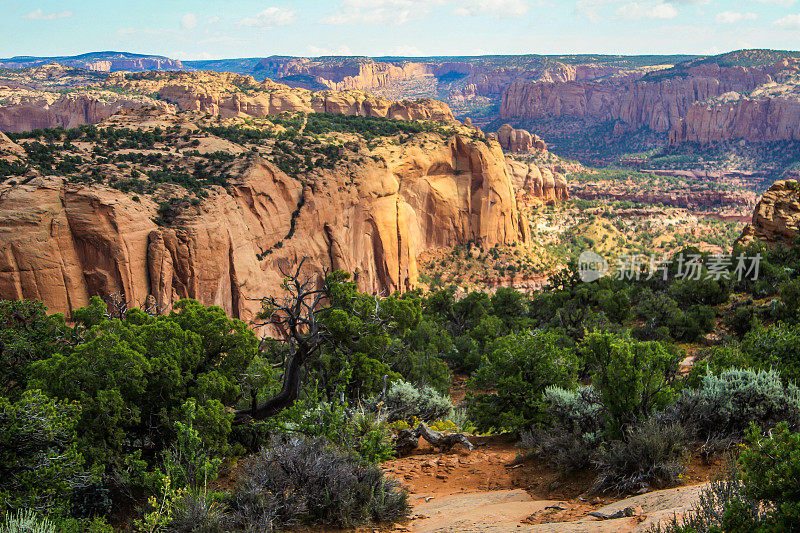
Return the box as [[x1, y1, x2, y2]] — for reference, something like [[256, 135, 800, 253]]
[[738, 179, 800, 246], [500, 63, 782, 134], [0, 90, 173, 132], [505, 157, 568, 207], [494, 124, 548, 153], [669, 94, 800, 144], [571, 183, 755, 209], [0, 134, 527, 320], [0, 71, 454, 133]]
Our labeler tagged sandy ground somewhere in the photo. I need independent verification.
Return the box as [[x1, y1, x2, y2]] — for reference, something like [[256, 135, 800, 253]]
[[369, 435, 716, 533]]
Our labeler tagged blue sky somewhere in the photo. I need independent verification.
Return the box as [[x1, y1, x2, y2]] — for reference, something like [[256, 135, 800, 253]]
[[1, 0, 799, 59]]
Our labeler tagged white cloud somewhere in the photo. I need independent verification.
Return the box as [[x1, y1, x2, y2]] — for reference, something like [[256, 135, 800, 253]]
[[22, 8, 73, 20], [774, 13, 800, 29], [575, 0, 618, 23], [307, 44, 353, 56], [240, 6, 297, 28], [116, 27, 170, 37], [181, 13, 198, 30], [324, 0, 444, 25], [172, 51, 223, 61], [715, 11, 757, 24], [616, 2, 678, 20], [391, 44, 424, 56], [453, 0, 529, 17], [753, 0, 796, 6]]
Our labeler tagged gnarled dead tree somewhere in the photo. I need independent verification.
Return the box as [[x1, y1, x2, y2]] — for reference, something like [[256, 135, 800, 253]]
[[235, 258, 330, 423], [395, 422, 474, 456]]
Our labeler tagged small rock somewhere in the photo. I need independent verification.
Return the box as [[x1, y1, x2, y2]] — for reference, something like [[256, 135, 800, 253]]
[[545, 504, 567, 511]]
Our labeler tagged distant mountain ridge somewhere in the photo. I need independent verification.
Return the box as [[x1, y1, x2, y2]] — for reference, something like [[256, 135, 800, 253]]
[[2, 49, 799, 166]]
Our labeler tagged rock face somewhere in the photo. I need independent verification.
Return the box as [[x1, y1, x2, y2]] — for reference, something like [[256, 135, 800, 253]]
[[0, 131, 24, 158], [259, 57, 434, 92], [738, 179, 800, 246], [669, 94, 800, 145], [135, 72, 454, 121], [0, 134, 527, 321], [0, 71, 454, 133], [572, 183, 754, 210], [505, 157, 568, 207], [500, 62, 780, 133], [0, 89, 173, 132], [494, 124, 548, 153], [0, 52, 183, 72]]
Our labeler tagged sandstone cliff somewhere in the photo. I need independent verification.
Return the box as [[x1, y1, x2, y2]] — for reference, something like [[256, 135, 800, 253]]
[[493, 124, 548, 154], [0, 70, 454, 133], [500, 62, 781, 133], [0, 87, 173, 132], [0, 120, 529, 321], [669, 78, 800, 145], [0, 52, 183, 72], [505, 157, 568, 207], [738, 179, 800, 246], [502, 58, 800, 147]]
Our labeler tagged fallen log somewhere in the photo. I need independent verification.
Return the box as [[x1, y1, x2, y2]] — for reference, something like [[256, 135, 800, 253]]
[[395, 422, 474, 455]]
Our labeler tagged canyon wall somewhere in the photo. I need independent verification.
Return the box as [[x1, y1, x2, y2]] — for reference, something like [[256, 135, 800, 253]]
[[669, 94, 800, 145], [0, 134, 527, 321], [0, 54, 183, 72], [493, 123, 548, 153], [0, 89, 174, 132], [505, 157, 568, 207], [500, 63, 778, 133], [0, 71, 454, 133], [502, 59, 800, 146]]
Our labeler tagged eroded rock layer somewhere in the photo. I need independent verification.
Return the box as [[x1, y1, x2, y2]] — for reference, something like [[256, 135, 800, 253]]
[[0, 134, 527, 321], [0, 70, 454, 133]]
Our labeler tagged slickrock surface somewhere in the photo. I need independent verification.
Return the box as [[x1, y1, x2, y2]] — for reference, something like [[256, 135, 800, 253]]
[[405, 484, 707, 532]]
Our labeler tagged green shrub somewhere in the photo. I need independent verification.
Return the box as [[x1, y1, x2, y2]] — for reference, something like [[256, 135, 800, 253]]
[[722, 423, 800, 531], [0, 390, 88, 516], [740, 322, 800, 384], [593, 418, 687, 494], [28, 298, 257, 486], [448, 335, 481, 374], [582, 331, 680, 438], [230, 437, 409, 530], [523, 386, 604, 470], [270, 399, 395, 463], [0, 510, 55, 533], [668, 368, 800, 444], [468, 330, 578, 433], [0, 300, 71, 398], [379, 379, 454, 422], [164, 490, 228, 533]]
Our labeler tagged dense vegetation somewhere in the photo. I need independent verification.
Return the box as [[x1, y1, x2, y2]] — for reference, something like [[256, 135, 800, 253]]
[[4, 237, 800, 530]]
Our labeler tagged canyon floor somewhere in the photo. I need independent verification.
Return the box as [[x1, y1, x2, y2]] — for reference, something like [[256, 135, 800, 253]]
[[328, 374, 720, 533], [364, 422, 717, 533]]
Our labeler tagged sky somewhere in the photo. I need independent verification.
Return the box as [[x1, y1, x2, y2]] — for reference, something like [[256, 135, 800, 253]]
[[1, 0, 799, 60]]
